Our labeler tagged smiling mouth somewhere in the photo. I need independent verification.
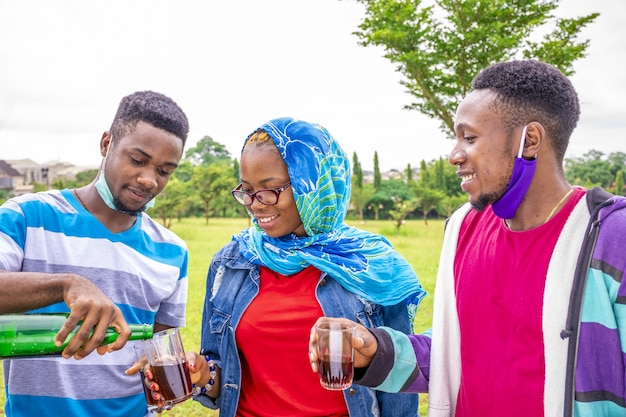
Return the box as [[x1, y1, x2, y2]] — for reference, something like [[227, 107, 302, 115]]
[[460, 173, 477, 182], [257, 214, 278, 224]]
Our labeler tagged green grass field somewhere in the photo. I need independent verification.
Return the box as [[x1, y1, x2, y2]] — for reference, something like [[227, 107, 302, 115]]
[[1, 217, 443, 416]]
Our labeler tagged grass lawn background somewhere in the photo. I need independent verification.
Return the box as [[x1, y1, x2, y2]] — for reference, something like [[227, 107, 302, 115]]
[[0, 217, 443, 416]]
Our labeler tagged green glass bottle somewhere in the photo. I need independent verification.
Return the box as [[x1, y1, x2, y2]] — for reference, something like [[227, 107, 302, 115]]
[[0, 313, 153, 358]]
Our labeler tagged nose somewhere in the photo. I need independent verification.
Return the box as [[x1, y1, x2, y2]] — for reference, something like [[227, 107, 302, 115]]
[[249, 196, 266, 209], [448, 140, 465, 166], [137, 168, 158, 190]]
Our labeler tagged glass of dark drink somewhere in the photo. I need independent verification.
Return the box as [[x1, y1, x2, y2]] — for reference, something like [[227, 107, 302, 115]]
[[143, 328, 193, 408], [314, 318, 356, 390]]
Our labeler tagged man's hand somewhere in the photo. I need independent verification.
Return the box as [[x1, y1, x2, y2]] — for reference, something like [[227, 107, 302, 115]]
[[308, 316, 378, 372], [57, 274, 131, 359]]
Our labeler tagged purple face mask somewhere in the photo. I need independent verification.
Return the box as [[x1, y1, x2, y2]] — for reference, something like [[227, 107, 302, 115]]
[[491, 125, 537, 219]]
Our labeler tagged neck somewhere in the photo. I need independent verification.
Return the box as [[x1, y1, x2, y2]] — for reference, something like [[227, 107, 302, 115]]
[[504, 183, 574, 231], [74, 185, 138, 233]]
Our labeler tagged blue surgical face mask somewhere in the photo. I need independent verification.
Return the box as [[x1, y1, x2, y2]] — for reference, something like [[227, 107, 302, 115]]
[[491, 125, 537, 219], [95, 142, 155, 214]]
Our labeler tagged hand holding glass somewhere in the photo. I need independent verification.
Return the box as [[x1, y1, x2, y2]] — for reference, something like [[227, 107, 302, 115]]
[[313, 318, 356, 390], [142, 328, 193, 408]]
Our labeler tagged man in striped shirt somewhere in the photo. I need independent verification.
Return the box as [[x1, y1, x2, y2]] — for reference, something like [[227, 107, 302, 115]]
[[0, 90, 190, 417]]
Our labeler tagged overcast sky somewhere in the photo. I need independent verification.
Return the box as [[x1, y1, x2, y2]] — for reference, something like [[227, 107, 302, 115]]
[[0, 0, 624, 172]]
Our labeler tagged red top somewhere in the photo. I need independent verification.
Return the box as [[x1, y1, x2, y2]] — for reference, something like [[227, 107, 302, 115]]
[[235, 265, 349, 417], [453, 189, 584, 417]]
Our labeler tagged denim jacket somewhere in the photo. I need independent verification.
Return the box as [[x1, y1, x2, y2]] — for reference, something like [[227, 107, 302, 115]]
[[193, 240, 418, 417]]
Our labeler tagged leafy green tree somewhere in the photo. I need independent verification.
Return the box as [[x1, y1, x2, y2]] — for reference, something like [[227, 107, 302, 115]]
[[351, 0, 598, 136], [607, 152, 626, 177], [411, 182, 446, 225], [51, 169, 99, 190], [173, 160, 195, 182], [152, 178, 190, 228], [388, 197, 420, 228], [370, 178, 415, 221], [418, 157, 463, 197], [232, 158, 240, 181], [0, 189, 10, 205], [438, 194, 469, 217], [350, 183, 375, 221], [185, 136, 232, 166], [565, 150, 614, 188], [190, 163, 234, 224]]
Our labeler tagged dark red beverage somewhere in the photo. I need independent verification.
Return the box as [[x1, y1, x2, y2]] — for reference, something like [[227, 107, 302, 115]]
[[318, 353, 354, 390], [151, 360, 193, 404]]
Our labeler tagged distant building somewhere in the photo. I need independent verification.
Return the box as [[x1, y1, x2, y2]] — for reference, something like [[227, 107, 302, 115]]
[[0, 160, 25, 191], [0, 159, 97, 196]]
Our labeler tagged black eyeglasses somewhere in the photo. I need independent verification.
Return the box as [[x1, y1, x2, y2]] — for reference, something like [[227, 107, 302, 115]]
[[231, 182, 292, 206]]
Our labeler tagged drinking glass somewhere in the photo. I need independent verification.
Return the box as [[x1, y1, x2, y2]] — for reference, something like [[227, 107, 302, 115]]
[[142, 328, 193, 407], [314, 318, 356, 390]]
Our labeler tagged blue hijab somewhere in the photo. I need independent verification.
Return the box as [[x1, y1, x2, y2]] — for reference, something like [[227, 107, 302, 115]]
[[233, 117, 425, 308]]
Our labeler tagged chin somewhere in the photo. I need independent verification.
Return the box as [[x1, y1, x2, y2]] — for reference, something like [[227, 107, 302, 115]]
[[471, 193, 498, 213]]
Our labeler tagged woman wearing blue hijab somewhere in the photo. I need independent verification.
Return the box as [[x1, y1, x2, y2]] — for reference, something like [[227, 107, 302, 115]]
[[156, 117, 424, 417]]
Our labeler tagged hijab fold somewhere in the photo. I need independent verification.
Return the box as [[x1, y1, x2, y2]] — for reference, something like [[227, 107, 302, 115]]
[[233, 117, 425, 308]]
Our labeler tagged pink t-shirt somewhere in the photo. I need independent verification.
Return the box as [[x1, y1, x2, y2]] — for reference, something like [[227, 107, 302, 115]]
[[235, 265, 349, 417], [453, 189, 584, 417]]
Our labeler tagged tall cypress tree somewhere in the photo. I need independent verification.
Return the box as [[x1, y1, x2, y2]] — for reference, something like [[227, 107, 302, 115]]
[[373, 151, 381, 191]]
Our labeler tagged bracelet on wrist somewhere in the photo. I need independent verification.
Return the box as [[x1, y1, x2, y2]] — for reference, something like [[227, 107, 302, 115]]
[[192, 355, 217, 395]]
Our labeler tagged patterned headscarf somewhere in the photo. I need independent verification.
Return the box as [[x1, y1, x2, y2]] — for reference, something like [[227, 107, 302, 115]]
[[233, 117, 425, 307]]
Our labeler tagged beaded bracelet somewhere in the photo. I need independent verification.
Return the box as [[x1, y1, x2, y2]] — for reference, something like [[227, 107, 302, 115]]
[[192, 356, 217, 395]]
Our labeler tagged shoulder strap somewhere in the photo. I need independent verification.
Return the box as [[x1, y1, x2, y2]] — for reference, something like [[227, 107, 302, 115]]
[[585, 185, 614, 212]]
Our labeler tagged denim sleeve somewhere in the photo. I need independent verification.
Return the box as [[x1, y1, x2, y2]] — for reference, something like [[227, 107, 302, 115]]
[[192, 250, 224, 410]]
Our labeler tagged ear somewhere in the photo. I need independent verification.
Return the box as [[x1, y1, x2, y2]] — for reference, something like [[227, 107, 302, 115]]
[[523, 122, 544, 158], [100, 132, 112, 157]]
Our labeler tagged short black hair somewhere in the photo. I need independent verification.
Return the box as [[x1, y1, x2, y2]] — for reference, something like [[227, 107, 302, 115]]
[[109, 90, 189, 146], [471, 60, 580, 162]]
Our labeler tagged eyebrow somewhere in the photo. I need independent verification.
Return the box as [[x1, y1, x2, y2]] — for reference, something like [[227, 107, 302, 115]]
[[133, 148, 179, 168], [454, 122, 469, 132]]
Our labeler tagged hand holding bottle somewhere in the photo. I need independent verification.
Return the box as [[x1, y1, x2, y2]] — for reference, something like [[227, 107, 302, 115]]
[[57, 274, 132, 359], [0, 271, 132, 359]]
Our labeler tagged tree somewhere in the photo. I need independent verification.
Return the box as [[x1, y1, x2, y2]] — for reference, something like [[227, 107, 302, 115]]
[[152, 178, 190, 228], [388, 196, 420, 228], [370, 178, 415, 221], [607, 152, 626, 177], [373, 151, 381, 190], [405, 163, 413, 182], [51, 169, 98, 190], [438, 194, 468, 217], [173, 160, 195, 182], [190, 163, 234, 224], [352, 152, 363, 189], [350, 183, 375, 221], [411, 182, 446, 225], [185, 135, 232, 166], [565, 150, 615, 188], [613, 170, 624, 197], [0, 189, 10, 205], [351, 0, 598, 136]]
